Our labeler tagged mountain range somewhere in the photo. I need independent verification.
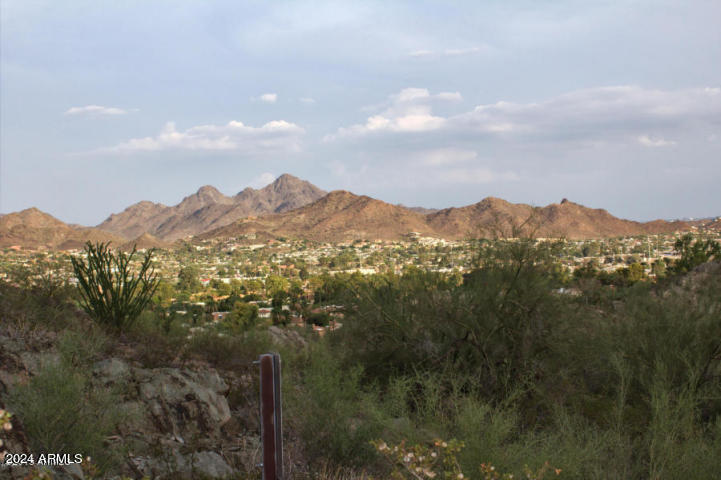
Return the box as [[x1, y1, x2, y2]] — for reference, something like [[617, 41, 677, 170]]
[[0, 208, 124, 250], [97, 174, 327, 241], [198, 193, 696, 243], [1, 174, 717, 249]]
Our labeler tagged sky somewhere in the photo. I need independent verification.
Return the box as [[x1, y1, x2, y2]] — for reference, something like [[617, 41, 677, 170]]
[[1, 0, 720, 225]]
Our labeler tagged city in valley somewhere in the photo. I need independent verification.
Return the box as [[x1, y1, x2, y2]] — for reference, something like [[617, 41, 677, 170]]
[[2, 1, 721, 479], [1, 228, 720, 334]]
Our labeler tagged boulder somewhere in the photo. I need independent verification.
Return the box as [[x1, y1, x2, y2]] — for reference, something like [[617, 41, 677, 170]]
[[129, 450, 233, 479]]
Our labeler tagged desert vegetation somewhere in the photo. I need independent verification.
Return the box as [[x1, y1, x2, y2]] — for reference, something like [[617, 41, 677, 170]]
[[1, 235, 720, 479]]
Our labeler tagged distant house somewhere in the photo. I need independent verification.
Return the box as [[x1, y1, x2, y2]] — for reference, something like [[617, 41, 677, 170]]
[[258, 308, 272, 319], [211, 311, 230, 322]]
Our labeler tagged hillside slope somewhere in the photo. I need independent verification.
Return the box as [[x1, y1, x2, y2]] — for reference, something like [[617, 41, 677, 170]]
[[97, 174, 327, 241], [0, 208, 125, 250]]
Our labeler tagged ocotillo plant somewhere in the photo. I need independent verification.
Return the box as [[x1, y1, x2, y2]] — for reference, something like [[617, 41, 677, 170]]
[[71, 241, 159, 332]]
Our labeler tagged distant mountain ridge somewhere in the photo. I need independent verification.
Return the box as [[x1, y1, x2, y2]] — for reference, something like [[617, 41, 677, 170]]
[[2, 175, 714, 249], [97, 174, 327, 241], [198, 190, 435, 242], [199, 191, 696, 242], [0, 208, 124, 250]]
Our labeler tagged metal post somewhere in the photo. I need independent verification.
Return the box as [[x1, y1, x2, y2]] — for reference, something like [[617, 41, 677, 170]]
[[259, 352, 283, 480]]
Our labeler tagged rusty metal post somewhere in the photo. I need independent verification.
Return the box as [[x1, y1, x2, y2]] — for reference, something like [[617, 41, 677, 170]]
[[259, 352, 283, 480]]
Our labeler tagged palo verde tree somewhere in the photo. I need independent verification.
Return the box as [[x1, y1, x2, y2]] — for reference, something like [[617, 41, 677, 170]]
[[71, 241, 159, 332], [673, 233, 721, 274]]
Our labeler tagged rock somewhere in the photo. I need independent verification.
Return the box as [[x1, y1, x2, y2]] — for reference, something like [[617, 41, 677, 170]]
[[129, 449, 233, 479], [185, 451, 234, 478], [92, 358, 130, 384], [60, 463, 85, 479], [136, 367, 232, 437], [18, 351, 59, 375], [268, 325, 307, 348], [2, 341, 253, 479]]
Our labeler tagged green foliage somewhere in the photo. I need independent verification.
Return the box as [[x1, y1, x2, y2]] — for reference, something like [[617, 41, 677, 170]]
[[71, 242, 159, 332], [1, 260, 78, 330], [152, 279, 176, 307], [126, 309, 189, 368], [651, 259, 667, 278], [57, 327, 109, 368], [177, 265, 201, 292], [293, 238, 721, 476], [187, 328, 272, 369], [289, 344, 386, 467], [265, 274, 289, 297], [307, 311, 332, 327], [373, 438, 562, 480], [673, 234, 721, 273], [224, 301, 259, 331], [331, 239, 565, 395], [372, 438, 464, 480], [623, 262, 647, 284], [7, 360, 124, 472]]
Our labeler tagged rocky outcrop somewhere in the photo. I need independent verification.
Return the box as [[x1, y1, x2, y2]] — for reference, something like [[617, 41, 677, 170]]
[[0, 337, 261, 479], [92, 359, 240, 479]]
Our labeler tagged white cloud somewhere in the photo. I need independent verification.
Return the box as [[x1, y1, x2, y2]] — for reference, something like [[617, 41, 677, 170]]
[[329, 85, 721, 145], [299, 97, 316, 104], [638, 135, 677, 147], [250, 172, 277, 188], [443, 47, 484, 56], [418, 148, 478, 166], [436, 92, 463, 102], [409, 49, 434, 57], [64, 105, 129, 116], [256, 93, 278, 103], [326, 88, 462, 139], [96, 119, 304, 154], [389, 88, 461, 103]]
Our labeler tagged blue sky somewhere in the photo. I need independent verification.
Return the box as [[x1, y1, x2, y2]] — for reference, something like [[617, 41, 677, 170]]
[[2, 0, 720, 225]]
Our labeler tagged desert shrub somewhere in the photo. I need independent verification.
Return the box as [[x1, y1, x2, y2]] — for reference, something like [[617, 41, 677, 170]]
[[373, 438, 561, 480], [331, 239, 568, 399], [327, 269, 459, 380], [0, 263, 79, 331], [306, 250, 721, 476], [187, 328, 272, 370], [306, 311, 332, 327], [57, 326, 110, 368], [126, 309, 190, 368], [673, 234, 721, 274], [223, 301, 260, 332], [71, 241, 159, 332], [7, 361, 124, 471], [288, 343, 387, 468]]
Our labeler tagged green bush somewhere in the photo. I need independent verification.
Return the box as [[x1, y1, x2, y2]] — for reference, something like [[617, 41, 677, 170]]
[[673, 234, 721, 273], [71, 241, 159, 332], [224, 301, 260, 332], [126, 309, 190, 368], [7, 361, 124, 471], [0, 262, 78, 331], [57, 326, 109, 368], [288, 344, 387, 467], [187, 328, 272, 369]]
